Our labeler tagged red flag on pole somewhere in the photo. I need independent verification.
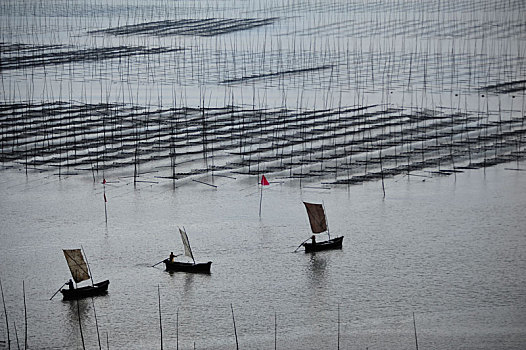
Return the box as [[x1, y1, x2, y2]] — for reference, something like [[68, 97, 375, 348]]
[[102, 178, 106, 184], [259, 175, 269, 217]]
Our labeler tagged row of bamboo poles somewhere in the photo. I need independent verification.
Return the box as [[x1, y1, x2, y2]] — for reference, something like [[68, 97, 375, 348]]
[[1, 278, 422, 350], [0, 97, 524, 186]]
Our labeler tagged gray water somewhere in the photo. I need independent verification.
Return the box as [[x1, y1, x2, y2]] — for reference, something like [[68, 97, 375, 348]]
[[1, 0, 526, 348], [1, 163, 525, 349]]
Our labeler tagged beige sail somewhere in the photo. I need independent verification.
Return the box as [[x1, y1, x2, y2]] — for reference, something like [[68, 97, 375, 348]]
[[63, 249, 90, 283], [303, 202, 327, 233], [179, 227, 195, 262]]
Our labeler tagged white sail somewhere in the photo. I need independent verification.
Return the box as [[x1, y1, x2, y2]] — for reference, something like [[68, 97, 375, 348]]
[[63, 249, 90, 283], [179, 227, 195, 263], [303, 202, 328, 234]]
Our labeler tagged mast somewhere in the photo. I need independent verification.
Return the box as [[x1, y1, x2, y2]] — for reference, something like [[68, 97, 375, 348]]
[[322, 201, 330, 240], [81, 245, 95, 286]]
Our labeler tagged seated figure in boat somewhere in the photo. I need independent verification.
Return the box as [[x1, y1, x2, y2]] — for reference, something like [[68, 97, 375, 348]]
[[311, 235, 316, 245], [67, 279, 74, 290], [169, 252, 175, 262]]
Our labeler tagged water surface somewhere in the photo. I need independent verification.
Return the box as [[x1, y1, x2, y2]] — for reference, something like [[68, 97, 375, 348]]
[[1, 163, 525, 349]]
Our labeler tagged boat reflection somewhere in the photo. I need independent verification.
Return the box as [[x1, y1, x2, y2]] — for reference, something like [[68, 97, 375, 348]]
[[63, 298, 91, 345], [183, 272, 195, 295], [307, 253, 327, 287], [64, 297, 90, 315]]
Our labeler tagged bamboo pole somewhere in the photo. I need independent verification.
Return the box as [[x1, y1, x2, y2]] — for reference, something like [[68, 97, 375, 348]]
[[13, 321, 20, 350], [77, 300, 85, 350], [337, 303, 340, 350], [274, 311, 277, 350], [1, 278, 10, 350], [23, 281, 27, 350], [230, 304, 239, 350], [91, 298, 102, 350], [158, 285, 163, 350], [413, 312, 419, 350], [103, 181, 108, 225]]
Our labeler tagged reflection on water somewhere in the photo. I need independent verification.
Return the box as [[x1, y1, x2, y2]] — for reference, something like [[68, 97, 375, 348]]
[[167, 267, 213, 301], [182, 272, 195, 296], [63, 298, 90, 347], [64, 298, 90, 321], [307, 253, 327, 287]]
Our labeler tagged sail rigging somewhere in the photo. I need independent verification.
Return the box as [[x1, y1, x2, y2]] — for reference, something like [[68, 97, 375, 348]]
[[179, 227, 195, 263], [63, 249, 90, 283], [303, 202, 328, 234], [162, 227, 211, 273]]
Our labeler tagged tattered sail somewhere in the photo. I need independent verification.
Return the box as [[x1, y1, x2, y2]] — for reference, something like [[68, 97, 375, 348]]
[[179, 227, 195, 263], [303, 202, 327, 233], [63, 249, 90, 283]]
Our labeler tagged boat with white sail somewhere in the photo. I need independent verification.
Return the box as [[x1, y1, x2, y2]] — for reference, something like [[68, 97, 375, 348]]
[[163, 227, 212, 273]]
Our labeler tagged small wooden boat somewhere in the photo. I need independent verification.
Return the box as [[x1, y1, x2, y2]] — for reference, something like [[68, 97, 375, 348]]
[[61, 280, 110, 300], [303, 236, 344, 253], [162, 227, 212, 274], [60, 248, 110, 300], [300, 202, 344, 253], [163, 260, 212, 274]]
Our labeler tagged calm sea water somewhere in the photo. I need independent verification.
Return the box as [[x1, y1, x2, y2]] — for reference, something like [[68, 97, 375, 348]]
[[1, 0, 525, 348], [1, 163, 525, 349]]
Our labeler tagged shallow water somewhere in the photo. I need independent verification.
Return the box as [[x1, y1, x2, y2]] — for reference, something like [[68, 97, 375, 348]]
[[1, 0, 526, 348], [1, 163, 525, 349]]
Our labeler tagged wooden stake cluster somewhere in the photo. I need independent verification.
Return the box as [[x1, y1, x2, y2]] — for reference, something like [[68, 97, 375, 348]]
[[0, 100, 524, 185]]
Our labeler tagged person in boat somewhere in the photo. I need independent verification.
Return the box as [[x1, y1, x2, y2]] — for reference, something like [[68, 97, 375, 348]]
[[311, 235, 316, 245], [169, 252, 175, 262], [67, 279, 74, 290]]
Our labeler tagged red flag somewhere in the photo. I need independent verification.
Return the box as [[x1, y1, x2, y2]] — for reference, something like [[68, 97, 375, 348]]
[[104, 193, 107, 202], [102, 178, 106, 184], [261, 175, 269, 186]]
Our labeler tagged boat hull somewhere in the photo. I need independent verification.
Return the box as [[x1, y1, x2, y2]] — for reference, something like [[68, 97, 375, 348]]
[[61, 280, 110, 300], [304, 236, 344, 253], [164, 259, 212, 274]]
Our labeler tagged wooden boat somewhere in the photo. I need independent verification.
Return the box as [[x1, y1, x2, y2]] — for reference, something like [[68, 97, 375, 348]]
[[162, 227, 212, 274], [163, 260, 212, 274], [61, 280, 110, 300], [303, 236, 344, 253], [60, 248, 109, 300], [301, 202, 344, 253]]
